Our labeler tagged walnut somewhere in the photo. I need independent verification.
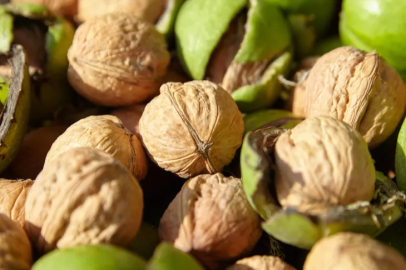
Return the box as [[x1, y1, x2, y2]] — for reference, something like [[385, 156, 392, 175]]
[[112, 104, 146, 139], [304, 232, 406, 270], [159, 173, 262, 268], [25, 147, 144, 255], [44, 115, 148, 181], [67, 13, 170, 107], [0, 179, 33, 228], [304, 46, 406, 148], [11, 0, 78, 17], [0, 213, 32, 270], [226, 255, 297, 270], [275, 116, 376, 215], [139, 81, 244, 178]]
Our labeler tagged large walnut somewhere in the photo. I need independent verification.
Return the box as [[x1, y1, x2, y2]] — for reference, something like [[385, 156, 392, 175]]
[[0, 179, 33, 228], [159, 173, 262, 268], [112, 104, 146, 139], [45, 115, 148, 181], [0, 213, 32, 270], [275, 116, 376, 215], [68, 13, 170, 106], [305, 46, 406, 148], [139, 81, 244, 178], [11, 0, 78, 16], [25, 147, 144, 255], [226, 255, 297, 270], [304, 232, 406, 270]]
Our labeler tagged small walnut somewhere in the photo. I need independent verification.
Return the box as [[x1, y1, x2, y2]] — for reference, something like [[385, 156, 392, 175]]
[[25, 147, 144, 255], [304, 232, 406, 270], [68, 13, 170, 106], [11, 0, 78, 16], [226, 255, 297, 270], [139, 81, 244, 178], [45, 115, 148, 181], [0, 213, 32, 270], [275, 116, 376, 215], [305, 46, 406, 148], [112, 104, 146, 139], [159, 173, 262, 268]]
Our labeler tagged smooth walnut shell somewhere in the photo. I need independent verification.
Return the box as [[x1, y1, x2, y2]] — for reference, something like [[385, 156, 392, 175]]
[[0, 179, 33, 228], [139, 81, 244, 178], [275, 116, 376, 215], [68, 13, 170, 106], [305, 46, 406, 148], [226, 255, 297, 270], [304, 232, 406, 270], [112, 104, 146, 139], [12, 0, 78, 16], [25, 147, 144, 255], [0, 213, 32, 270], [45, 115, 148, 181], [159, 173, 262, 268]]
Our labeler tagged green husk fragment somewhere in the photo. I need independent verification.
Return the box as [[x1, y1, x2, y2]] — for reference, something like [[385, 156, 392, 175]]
[[243, 109, 301, 135], [0, 77, 10, 105], [0, 12, 13, 53], [287, 14, 315, 59], [4, 3, 49, 19], [156, 0, 185, 38]]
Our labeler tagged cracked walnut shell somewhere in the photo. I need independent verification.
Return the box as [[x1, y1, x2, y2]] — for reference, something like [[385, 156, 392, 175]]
[[226, 255, 297, 270], [25, 147, 144, 255], [139, 81, 244, 178]]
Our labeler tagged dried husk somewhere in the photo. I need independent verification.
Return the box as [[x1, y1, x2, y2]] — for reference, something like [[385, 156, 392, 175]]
[[226, 255, 297, 270], [112, 104, 146, 139], [305, 46, 406, 148], [25, 147, 144, 255], [275, 116, 376, 215], [159, 173, 262, 268], [139, 81, 244, 178], [0, 213, 32, 270], [67, 13, 170, 106], [0, 179, 33, 228], [45, 115, 148, 181], [304, 232, 406, 270], [11, 0, 78, 16]]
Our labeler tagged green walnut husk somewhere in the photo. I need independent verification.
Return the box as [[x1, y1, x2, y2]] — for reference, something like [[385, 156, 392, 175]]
[[127, 222, 160, 260], [156, 0, 185, 39], [0, 3, 75, 122], [175, 0, 292, 113], [395, 116, 406, 192], [0, 45, 31, 174], [241, 126, 405, 249]]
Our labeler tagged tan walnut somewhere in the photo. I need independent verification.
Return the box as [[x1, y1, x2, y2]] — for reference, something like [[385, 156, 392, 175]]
[[0, 213, 32, 270], [25, 147, 144, 255], [139, 81, 244, 178], [12, 0, 78, 17], [305, 46, 406, 148], [275, 116, 376, 215], [112, 104, 146, 139], [45, 115, 148, 181], [159, 173, 262, 268], [68, 13, 170, 106], [226, 255, 297, 270], [0, 179, 33, 228], [304, 232, 406, 270]]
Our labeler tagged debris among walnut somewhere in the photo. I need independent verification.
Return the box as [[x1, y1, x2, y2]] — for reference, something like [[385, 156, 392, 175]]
[[226, 255, 297, 270]]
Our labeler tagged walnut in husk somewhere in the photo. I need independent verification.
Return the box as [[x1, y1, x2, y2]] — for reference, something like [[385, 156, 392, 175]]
[[139, 81, 244, 178], [305, 46, 406, 148], [159, 173, 262, 268], [11, 0, 78, 17], [112, 104, 146, 139], [25, 147, 144, 255], [0, 213, 32, 270], [226, 255, 296, 270], [0, 179, 33, 227], [275, 116, 375, 215], [67, 13, 170, 107], [45, 115, 148, 181], [304, 232, 406, 270]]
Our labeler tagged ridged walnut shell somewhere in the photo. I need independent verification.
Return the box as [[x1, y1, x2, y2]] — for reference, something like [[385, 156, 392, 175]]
[[275, 116, 376, 215], [226, 255, 297, 270], [0, 179, 33, 228], [25, 147, 144, 255], [112, 104, 146, 139], [304, 232, 406, 270], [0, 214, 32, 270], [44, 115, 148, 181], [305, 46, 406, 148], [159, 173, 262, 268], [67, 13, 170, 106], [12, 0, 78, 16], [139, 81, 244, 178]]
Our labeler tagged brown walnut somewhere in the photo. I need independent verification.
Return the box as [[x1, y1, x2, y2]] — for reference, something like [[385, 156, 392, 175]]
[[12, 0, 78, 17], [226, 255, 297, 270], [112, 104, 146, 139]]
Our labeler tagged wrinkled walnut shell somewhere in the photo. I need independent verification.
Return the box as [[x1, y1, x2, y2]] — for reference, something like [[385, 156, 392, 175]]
[[25, 147, 144, 255], [226, 255, 297, 270], [45, 115, 148, 181], [12, 0, 78, 17], [112, 104, 146, 139]]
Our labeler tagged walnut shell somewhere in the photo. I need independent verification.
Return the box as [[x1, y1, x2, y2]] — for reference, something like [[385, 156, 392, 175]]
[[305, 46, 406, 148], [0, 214, 32, 269], [11, 0, 78, 16], [226, 255, 297, 270], [112, 104, 146, 139], [139, 81, 244, 178], [275, 116, 376, 215], [45, 115, 148, 181], [159, 173, 262, 268], [67, 13, 170, 106], [304, 232, 406, 270], [25, 147, 144, 255]]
